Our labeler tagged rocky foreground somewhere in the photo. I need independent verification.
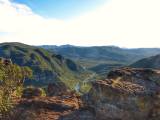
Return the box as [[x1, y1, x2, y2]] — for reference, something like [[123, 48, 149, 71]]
[[83, 68, 160, 120], [6, 68, 160, 120], [7, 95, 94, 120]]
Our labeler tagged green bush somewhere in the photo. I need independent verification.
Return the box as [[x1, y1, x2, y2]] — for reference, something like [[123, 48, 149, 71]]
[[0, 61, 32, 117]]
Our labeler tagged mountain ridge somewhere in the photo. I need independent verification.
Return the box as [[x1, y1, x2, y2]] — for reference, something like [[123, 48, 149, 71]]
[[40, 45, 160, 77], [0, 42, 88, 89], [41, 45, 160, 65]]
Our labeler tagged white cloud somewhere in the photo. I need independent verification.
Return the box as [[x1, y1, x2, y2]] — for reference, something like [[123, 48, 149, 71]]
[[0, 0, 160, 48]]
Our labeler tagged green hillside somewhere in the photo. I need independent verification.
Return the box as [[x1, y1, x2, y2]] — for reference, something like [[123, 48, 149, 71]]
[[41, 45, 160, 68], [0, 42, 89, 89], [41, 45, 160, 76], [130, 54, 160, 69], [89, 63, 123, 77]]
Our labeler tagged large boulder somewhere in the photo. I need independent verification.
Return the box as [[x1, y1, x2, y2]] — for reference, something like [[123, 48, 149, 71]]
[[83, 68, 160, 120]]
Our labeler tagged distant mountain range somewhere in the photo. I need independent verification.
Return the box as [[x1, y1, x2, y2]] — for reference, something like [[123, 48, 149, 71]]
[[41, 45, 160, 65], [131, 54, 160, 69], [0, 43, 88, 89], [1, 43, 160, 87], [41, 45, 160, 76]]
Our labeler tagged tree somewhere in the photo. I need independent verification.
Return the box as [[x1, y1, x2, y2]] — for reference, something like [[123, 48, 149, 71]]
[[0, 61, 33, 118]]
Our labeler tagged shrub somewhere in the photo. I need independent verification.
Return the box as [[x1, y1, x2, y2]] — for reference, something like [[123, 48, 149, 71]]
[[22, 86, 46, 98], [0, 61, 32, 118]]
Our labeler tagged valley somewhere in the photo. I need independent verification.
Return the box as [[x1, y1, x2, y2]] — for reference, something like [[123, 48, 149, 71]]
[[0, 42, 160, 120], [41, 45, 160, 78], [1, 0, 160, 119]]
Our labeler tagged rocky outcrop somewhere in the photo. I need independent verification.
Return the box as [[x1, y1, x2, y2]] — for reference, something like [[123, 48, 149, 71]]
[[6, 67, 160, 120], [47, 82, 70, 96], [0, 57, 12, 65], [7, 94, 95, 120], [83, 68, 160, 120]]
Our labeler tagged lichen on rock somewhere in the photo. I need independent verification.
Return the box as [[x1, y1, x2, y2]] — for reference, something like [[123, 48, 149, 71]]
[[83, 67, 160, 120]]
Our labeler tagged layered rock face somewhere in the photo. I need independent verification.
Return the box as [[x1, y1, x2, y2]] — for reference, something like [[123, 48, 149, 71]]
[[84, 68, 160, 120]]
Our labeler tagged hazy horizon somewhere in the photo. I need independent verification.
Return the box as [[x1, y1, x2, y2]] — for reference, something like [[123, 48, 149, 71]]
[[1, 41, 160, 49], [0, 0, 160, 48]]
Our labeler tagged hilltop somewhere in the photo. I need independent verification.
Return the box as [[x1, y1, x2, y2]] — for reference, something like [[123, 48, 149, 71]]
[[0, 42, 88, 89]]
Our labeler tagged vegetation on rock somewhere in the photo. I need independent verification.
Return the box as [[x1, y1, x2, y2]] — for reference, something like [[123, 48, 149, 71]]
[[0, 58, 32, 118]]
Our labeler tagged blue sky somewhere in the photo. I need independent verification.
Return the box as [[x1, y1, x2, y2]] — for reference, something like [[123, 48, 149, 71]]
[[13, 0, 106, 19], [0, 0, 160, 47]]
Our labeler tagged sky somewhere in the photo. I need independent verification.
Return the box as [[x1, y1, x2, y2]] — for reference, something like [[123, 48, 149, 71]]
[[13, 0, 106, 19], [0, 0, 160, 48]]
